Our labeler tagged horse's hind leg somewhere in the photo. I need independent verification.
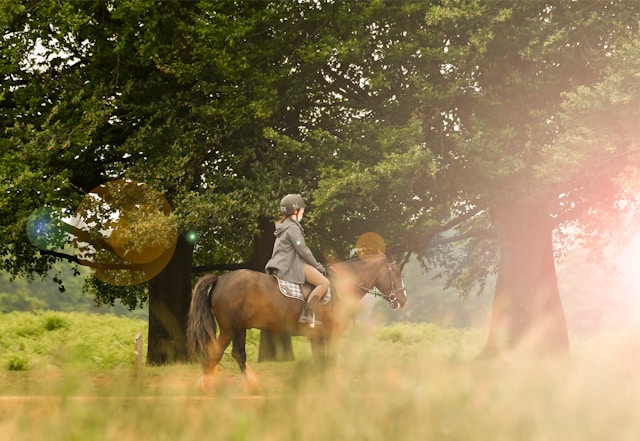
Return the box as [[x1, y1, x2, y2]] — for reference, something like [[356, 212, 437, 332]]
[[200, 331, 233, 394], [232, 330, 262, 395]]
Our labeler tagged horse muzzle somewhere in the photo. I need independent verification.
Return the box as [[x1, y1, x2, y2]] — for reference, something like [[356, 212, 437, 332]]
[[388, 291, 408, 310]]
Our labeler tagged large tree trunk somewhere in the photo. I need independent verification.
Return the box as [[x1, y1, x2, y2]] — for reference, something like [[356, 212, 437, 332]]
[[146, 236, 193, 365], [482, 203, 570, 357]]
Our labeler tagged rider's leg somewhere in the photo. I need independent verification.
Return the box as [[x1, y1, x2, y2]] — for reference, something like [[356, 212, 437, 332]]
[[303, 264, 330, 314]]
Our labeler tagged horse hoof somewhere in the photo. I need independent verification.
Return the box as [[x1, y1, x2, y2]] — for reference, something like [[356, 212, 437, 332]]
[[243, 365, 263, 395], [197, 375, 217, 394], [245, 380, 263, 396]]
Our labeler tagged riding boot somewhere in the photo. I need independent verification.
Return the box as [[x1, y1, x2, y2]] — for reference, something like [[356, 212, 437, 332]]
[[299, 292, 323, 327], [298, 304, 314, 325]]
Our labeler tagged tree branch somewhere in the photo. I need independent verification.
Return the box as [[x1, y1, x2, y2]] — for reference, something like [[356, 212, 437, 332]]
[[192, 263, 249, 274], [388, 205, 486, 254], [427, 229, 495, 247], [37, 249, 80, 264]]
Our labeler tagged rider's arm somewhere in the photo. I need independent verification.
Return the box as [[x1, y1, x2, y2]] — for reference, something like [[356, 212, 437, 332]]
[[288, 227, 326, 274]]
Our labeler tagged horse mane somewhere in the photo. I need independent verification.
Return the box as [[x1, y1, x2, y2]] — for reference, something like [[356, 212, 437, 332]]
[[328, 253, 387, 272]]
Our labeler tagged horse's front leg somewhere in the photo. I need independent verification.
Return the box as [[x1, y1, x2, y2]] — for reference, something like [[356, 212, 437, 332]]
[[325, 335, 339, 369], [309, 336, 329, 369], [232, 330, 262, 395]]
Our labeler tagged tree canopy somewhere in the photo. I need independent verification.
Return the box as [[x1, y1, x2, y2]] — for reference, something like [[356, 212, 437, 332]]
[[2, 0, 639, 359], [312, 1, 640, 353]]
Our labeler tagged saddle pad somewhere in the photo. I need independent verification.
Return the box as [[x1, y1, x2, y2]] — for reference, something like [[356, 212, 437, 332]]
[[273, 276, 332, 305]]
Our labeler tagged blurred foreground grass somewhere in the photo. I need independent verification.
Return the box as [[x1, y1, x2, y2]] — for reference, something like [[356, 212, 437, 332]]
[[1, 311, 640, 440]]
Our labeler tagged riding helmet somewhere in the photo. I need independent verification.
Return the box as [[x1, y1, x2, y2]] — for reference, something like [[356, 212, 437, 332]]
[[280, 194, 306, 215]]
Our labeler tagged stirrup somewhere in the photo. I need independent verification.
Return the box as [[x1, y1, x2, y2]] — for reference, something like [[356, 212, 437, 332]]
[[298, 306, 321, 327], [309, 314, 321, 328]]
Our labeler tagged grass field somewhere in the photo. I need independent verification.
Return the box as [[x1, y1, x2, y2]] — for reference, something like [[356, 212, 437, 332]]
[[1, 311, 639, 440]]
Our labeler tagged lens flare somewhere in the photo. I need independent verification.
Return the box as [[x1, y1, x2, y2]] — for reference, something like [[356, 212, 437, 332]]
[[71, 180, 178, 286], [355, 232, 386, 257], [26, 207, 71, 251], [185, 230, 199, 244]]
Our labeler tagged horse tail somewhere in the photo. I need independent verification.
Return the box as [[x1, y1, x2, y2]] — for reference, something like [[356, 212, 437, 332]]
[[187, 273, 219, 357]]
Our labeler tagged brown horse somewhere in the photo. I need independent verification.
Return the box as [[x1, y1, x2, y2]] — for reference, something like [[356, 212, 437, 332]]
[[187, 253, 407, 393]]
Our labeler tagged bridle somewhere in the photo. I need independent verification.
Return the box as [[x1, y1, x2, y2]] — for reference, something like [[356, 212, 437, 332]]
[[355, 255, 406, 309]]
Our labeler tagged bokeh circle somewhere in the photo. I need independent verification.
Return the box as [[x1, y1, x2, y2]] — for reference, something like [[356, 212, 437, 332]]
[[355, 231, 386, 257], [71, 180, 178, 286], [26, 206, 71, 251]]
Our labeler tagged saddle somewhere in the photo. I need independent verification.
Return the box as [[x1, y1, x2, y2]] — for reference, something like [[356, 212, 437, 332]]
[[272, 275, 332, 305]]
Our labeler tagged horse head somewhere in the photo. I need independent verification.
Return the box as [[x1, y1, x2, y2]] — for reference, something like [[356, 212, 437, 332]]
[[375, 254, 408, 310], [335, 253, 407, 310]]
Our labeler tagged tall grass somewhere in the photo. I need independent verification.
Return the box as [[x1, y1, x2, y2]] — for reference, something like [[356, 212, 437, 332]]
[[1, 311, 640, 440]]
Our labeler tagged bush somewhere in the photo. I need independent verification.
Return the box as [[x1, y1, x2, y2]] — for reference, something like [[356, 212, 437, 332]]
[[7, 354, 28, 371], [43, 314, 70, 331]]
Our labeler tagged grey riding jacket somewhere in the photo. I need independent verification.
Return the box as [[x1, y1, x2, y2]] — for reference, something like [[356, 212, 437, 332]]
[[265, 217, 325, 284]]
